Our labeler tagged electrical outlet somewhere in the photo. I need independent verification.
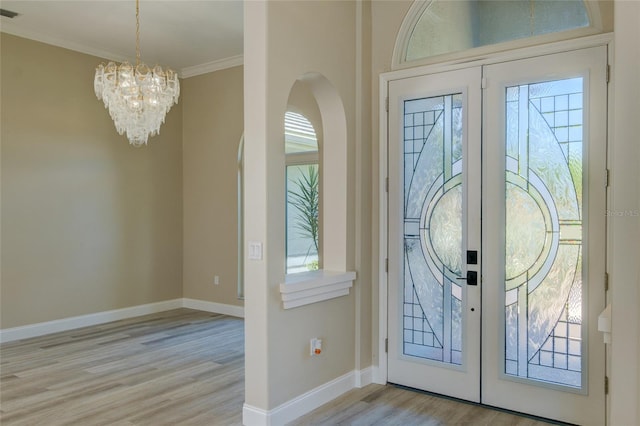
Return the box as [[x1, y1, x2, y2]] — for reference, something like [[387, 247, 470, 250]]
[[214, 275, 220, 285], [310, 338, 322, 356]]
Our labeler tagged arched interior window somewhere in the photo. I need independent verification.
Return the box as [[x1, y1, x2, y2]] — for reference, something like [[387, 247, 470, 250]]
[[285, 111, 318, 154], [279, 74, 354, 309], [402, 0, 596, 64], [285, 111, 320, 273]]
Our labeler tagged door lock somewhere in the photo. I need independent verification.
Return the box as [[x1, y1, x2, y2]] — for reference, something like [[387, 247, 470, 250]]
[[456, 271, 478, 286]]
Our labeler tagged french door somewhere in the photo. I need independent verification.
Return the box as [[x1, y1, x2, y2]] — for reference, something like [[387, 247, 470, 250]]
[[387, 47, 607, 425]]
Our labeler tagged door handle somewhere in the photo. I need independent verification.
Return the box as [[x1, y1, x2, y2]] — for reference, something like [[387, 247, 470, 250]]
[[456, 271, 478, 286]]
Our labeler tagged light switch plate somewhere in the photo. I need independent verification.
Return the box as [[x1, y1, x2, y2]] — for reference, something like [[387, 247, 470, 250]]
[[248, 241, 263, 260]]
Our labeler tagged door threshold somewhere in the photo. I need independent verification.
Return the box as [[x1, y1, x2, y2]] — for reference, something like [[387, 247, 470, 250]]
[[390, 383, 577, 426]]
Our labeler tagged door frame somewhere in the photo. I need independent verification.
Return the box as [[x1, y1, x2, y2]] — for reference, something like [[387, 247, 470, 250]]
[[376, 32, 613, 387]]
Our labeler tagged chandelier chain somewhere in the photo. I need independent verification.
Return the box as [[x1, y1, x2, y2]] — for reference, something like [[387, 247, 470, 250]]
[[135, 0, 141, 66]]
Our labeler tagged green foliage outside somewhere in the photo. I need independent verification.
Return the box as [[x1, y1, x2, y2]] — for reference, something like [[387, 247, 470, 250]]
[[288, 165, 319, 270]]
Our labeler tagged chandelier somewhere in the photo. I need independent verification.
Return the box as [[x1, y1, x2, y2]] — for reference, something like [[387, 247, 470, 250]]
[[94, 0, 180, 147]]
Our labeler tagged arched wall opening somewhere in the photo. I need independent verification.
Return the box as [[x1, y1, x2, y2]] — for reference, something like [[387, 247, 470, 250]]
[[278, 72, 355, 310], [290, 72, 348, 273]]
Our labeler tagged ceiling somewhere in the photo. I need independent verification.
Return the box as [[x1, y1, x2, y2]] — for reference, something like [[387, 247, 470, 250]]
[[0, 1, 244, 77]]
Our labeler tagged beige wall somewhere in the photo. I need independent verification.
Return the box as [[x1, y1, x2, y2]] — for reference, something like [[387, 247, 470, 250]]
[[244, 0, 366, 410], [370, 0, 414, 374], [355, 0, 373, 372], [610, 1, 640, 424], [182, 66, 244, 307], [0, 34, 183, 328]]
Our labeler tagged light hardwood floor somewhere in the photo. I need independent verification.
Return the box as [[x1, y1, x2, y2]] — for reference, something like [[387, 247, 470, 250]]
[[1, 309, 244, 425], [292, 385, 556, 426], [1, 309, 554, 425]]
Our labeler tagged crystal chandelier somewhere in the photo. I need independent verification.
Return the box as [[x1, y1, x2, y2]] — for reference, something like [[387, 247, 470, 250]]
[[94, 0, 180, 147]]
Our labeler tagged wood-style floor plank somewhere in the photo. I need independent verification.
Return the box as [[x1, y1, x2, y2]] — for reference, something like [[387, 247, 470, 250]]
[[2, 308, 554, 425], [1, 309, 244, 426], [290, 384, 555, 426]]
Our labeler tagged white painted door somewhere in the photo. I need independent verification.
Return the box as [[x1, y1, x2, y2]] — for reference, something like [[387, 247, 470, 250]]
[[388, 66, 482, 402], [387, 46, 607, 425], [481, 46, 607, 425]]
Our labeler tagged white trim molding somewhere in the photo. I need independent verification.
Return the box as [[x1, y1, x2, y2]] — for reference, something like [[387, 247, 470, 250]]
[[242, 369, 371, 426], [355, 366, 374, 388], [180, 55, 244, 78], [372, 365, 387, 385], [242, 404, 269, 426], [0, 298, 245, 343], [0, 299, 182, 343], [182, 298, 244, 318], [279, 270, 356, 309], [0, 24, 131, 65]]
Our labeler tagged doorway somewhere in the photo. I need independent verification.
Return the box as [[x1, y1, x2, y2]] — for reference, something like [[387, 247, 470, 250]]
[[386, 46, 607, 425]]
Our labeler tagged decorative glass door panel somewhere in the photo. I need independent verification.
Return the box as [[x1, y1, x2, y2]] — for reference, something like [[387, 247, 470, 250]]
[[504, 78, 584, 388], [403, 94, 464, 365]]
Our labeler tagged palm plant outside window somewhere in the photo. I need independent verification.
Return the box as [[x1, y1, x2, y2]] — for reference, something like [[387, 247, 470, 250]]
[[285, 111, 320, 273]]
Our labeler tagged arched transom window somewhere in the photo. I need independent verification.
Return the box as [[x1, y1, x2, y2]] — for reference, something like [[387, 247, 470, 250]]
[[398, 0, 602, 66]]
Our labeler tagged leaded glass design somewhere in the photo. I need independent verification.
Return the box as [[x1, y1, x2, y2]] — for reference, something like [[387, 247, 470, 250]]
[[504, 78, 584, 388], [403, 93, 464, 365]]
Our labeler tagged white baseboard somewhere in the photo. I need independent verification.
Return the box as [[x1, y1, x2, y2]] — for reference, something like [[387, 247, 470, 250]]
[[372, 365, 387, 385], [0, 298, 245, 343], [0, 299, 183, 343], [242, 404, 269, 426], [355, 366, 373, 388], [243, 369, 373, 425], [182, 298, 244, 318]]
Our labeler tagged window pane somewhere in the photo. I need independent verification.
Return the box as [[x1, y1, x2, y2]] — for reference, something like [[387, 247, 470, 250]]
[[403, 93, 464, 365], [286, 164, 319, 273], [504, 78, 584, 388], [406, 0, 589, 62], [285, 111, 318, 154]]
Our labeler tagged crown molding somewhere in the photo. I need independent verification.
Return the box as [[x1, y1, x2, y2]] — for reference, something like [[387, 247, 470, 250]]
[[1, 25, 242, 79], [180, 54, 244, 78], [1, 25, 130, 64]]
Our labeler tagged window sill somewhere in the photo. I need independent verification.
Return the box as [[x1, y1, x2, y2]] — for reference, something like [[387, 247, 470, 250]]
[[279, 270, 356, 309]]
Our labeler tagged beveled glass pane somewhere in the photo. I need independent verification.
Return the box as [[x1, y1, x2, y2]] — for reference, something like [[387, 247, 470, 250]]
[[505, 182, 546, 281], [403, 93, 464, 365], [504, 77, 584, 388]]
